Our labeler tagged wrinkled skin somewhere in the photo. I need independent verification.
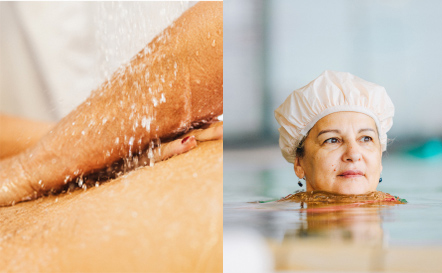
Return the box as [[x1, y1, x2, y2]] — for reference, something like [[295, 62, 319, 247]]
[[294, 112, 383, 195], [0, 2, 223, 206]]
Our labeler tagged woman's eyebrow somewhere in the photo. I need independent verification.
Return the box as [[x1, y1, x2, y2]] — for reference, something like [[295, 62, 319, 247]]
[[317, 129, 340, 137], [359, 128, 376, 134]]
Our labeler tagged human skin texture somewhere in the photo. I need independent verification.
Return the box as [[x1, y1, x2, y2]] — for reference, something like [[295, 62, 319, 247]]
[[0, 113, 222, 164], [0, 140, 223, 272], [0, 1, 223, 206], [294, 112, 383, 195]]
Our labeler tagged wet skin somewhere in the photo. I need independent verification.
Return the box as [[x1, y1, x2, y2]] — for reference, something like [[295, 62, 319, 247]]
[[294, 112, 383, 195], [0, 2, 223, 206], [0, 114, 222, 196], [0, 140, 223, 272]]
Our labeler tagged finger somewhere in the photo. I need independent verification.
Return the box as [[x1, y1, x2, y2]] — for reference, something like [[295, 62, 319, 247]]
[[194, 124, 223, 141], [180, 122, 223, 142], [153, 135, 197, 162]]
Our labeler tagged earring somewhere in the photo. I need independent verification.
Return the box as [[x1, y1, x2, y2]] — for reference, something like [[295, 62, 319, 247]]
[[379, 177, 382, 183], [298, 176, 305, 187]]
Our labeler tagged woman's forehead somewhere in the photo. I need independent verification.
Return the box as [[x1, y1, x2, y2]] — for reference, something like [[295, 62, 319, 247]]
[[312, 112, 377, 134]]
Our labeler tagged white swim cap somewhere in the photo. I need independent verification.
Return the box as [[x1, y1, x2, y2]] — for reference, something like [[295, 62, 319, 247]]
[[274, 70, 395, 163]]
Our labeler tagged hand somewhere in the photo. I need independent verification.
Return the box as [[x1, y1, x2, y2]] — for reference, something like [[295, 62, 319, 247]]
[[159, 121, 223, 160], [62, 121, 223, 190]]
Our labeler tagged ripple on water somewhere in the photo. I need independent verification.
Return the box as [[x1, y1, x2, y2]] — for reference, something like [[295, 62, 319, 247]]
[[276, 190, 407, 205]]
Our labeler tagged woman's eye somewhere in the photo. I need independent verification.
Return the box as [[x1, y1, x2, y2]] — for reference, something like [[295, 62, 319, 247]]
[[324, 138, 339, 144], [361, 136, 373, 142]]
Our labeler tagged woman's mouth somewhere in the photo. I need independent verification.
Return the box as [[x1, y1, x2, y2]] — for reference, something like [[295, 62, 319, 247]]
[[338, 170, 364, 178]]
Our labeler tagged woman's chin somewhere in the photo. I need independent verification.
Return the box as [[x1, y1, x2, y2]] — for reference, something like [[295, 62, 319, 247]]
[[330, 183, 371, 195], [329, 177, 375, 195], [309, 178, 376, 195]]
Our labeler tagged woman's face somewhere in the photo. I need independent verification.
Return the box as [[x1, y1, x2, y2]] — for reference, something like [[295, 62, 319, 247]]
[[295, 112, 382, 195]]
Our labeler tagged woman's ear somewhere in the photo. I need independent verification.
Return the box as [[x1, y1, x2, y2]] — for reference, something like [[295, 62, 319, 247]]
[[294, 157, 305, 179]]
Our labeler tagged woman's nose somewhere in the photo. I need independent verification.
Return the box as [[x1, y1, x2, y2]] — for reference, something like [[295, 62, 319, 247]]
[[342, 143, 362, 162]]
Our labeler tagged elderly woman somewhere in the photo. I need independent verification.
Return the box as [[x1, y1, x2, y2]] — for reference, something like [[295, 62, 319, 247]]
[[275, 70, 395, 196]]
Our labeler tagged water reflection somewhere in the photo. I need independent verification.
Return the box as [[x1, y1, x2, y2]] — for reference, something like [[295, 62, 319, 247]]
[[225, 199, 404, 271], [226, 197, 400, 243], [286, 203, 386, 243]]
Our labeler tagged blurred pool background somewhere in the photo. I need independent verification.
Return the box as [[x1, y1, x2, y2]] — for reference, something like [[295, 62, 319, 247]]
[[224, 0, 442, 272]]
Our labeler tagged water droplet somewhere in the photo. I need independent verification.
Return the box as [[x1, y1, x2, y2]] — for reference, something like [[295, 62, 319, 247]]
[[129, 137, 135, 146], [115, 137, 119, 144], [195, 51, 199, 56], [102, 118, 108, 125], [81, 131, 86, 135], [1, 185, 9, 192], [78, 176, 84, 187], [207, 32, 211, 39], [147, 143, 155, 167], [212, 39, 216, 47], [64, 175, 71, 184]]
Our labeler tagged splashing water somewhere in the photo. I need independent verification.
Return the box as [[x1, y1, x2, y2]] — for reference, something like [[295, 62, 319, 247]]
[[59, 2, 193, 192], [95, 2, 190, 84]]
